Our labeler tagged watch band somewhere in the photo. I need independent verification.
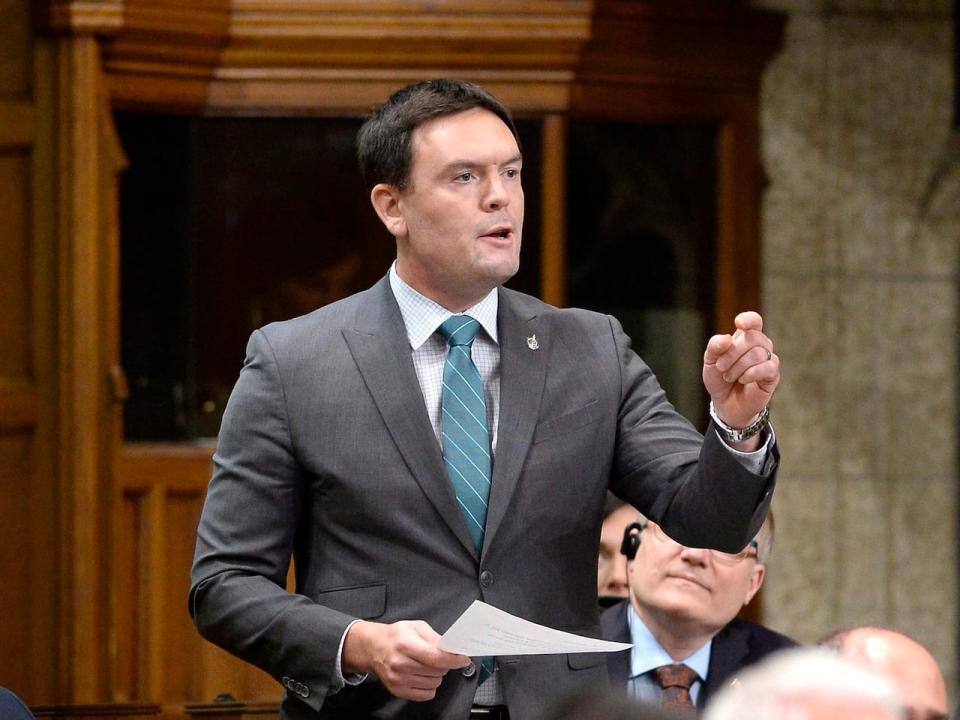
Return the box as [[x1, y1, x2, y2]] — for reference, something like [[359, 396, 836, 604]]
[[709, 402, 770, 444]]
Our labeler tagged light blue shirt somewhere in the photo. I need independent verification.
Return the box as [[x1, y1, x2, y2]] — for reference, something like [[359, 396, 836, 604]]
[[627, 604, 712, 706]]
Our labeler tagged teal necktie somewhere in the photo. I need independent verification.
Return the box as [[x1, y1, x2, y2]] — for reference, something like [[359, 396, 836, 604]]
[[438, 316, 495, 684], [438, 315, 492, 552]]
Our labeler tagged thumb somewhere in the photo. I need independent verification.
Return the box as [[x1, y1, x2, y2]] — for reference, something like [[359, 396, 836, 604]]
[[409, 620, 441, 644]]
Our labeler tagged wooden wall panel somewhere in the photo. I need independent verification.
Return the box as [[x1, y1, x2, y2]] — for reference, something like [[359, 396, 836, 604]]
[[163, 491, 206, 703], [0, 0, 31, 94], [0, 434, 58, 697], [115, 447, 281, 711], [0, 0, 58, 705], [0, 153, 31, 376], [113, 491, 144, 701]]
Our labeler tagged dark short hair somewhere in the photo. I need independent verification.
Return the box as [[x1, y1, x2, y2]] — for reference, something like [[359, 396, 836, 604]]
[[356, 78, 520, 190]]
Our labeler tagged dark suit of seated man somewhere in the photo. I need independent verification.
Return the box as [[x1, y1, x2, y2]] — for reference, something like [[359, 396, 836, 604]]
[[601, 512, 796, 712]]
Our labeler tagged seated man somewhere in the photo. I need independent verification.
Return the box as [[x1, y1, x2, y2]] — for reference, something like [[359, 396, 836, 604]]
[[601, 511, 795, 710], [598, 495, 638, 606], [819, 626, 948, 720]]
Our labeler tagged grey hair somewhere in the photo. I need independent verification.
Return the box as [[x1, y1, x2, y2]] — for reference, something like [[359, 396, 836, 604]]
[[702, 648, 906, 720]]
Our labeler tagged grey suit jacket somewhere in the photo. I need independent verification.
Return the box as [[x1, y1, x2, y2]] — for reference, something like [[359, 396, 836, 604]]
[[189, 275, 778, 720]]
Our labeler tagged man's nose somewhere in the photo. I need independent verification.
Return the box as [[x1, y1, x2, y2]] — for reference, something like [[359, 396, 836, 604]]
[[678, 545, 710, 566], [605, 561, 630, 597], [482, 175, 510, 211]]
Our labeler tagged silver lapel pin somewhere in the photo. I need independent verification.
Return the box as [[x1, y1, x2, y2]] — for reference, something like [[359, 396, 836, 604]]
[[526, 334, 539, 350]]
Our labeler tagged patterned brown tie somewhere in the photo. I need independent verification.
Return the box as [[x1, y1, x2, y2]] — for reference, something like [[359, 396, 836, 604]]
[[653, 663, 698, 710]]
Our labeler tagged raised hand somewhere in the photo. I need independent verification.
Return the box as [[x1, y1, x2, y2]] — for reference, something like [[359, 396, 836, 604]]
[[702, 311, 780, 440]]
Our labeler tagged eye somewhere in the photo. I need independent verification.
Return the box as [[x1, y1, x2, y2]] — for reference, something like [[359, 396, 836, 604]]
[[454, 171, 473, 183], [503, 167, 520, 179]]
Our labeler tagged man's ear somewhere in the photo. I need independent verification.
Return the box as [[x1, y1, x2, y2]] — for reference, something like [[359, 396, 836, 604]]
[[370, 183, 406, 239], [743, 564, 766, 607]]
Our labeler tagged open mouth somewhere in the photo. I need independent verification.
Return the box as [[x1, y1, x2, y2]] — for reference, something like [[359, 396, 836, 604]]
[[481, 226, 512, 240]]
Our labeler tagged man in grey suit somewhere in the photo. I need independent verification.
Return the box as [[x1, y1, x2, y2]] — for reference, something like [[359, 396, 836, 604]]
[[189, 78, 782, 720]]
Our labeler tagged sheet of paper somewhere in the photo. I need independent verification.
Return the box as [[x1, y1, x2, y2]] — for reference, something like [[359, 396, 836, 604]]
[[439, 600, 632, 656]]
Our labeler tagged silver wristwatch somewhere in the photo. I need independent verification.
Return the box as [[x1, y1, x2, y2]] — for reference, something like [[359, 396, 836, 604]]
[[708, 402, 770, 444]]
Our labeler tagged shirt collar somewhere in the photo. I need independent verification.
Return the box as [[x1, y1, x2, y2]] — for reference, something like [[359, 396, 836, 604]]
[[389, 261, 499, 350], [627, 603, 712, 683]]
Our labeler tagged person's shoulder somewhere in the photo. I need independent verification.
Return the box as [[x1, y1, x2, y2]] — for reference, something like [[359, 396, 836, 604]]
[[599, 599, 630, 637], [259, 282, 381, 345], [723, 617, 799, 653], [246, 282, 391, 371], [499, 286, 614, 329]]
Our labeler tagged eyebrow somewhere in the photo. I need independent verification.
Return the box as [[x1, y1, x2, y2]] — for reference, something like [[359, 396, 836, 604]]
[[440, 154, 523, 173]]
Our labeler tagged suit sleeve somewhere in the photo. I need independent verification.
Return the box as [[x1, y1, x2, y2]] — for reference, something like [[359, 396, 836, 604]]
[[605, 315, 777, 553], [188, 329, 351, 713]]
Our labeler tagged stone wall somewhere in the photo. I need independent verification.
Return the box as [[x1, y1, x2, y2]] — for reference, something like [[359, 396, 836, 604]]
[[754, 0, 959, 695]]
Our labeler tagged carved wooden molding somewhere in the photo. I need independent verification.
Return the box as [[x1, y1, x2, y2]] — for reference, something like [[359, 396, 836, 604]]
[[37, 0, 594, 111], [40, 1, 125, 35], [576, 0, 784, 92], [35, 0, 782, 114]]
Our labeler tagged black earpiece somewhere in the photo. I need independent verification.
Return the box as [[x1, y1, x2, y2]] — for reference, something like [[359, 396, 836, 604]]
[[619, 522, 644, 560]]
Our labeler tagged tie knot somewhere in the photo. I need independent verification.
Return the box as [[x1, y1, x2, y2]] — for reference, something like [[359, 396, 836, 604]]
[[653, 663, 698, 690], [438, 315, 481, 347]]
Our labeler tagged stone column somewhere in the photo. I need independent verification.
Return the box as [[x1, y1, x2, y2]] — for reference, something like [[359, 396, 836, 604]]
[[756, 0, 959, 695]]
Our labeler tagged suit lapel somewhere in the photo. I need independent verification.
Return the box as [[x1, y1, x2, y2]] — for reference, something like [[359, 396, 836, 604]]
[[700, 623, 749, 706], [482, 289, 547, 554], [342, 277, 478, 558], [603, 601, 632, 684]]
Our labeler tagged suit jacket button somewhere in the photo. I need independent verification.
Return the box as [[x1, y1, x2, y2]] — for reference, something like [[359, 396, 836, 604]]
[[480, 570, 494, 587], [462, 661, 477, 678]]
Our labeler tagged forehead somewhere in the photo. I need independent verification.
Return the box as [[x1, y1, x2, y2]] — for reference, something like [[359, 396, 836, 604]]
[[602, 505, 636, 533], [410, 107, 519, 169]]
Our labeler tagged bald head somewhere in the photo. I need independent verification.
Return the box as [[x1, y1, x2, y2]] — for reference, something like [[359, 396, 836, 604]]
[[824, 627, 948, 720], [703, 647, 906, 720]]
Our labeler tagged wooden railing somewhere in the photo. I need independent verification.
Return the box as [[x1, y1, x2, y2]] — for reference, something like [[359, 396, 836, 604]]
[[184, 701, 280, 719], [31, 704, 159, 719], [29, 702, 280, 720]]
